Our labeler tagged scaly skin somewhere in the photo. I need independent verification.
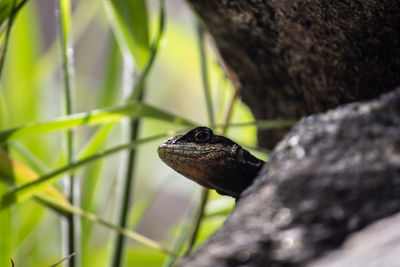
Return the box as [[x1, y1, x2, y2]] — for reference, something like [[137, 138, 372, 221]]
[[157, 127, 265, 199]]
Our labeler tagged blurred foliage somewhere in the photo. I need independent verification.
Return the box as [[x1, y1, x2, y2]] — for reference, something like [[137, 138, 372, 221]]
[[105, 0, 149, 70], [0, 0, 269, 266]]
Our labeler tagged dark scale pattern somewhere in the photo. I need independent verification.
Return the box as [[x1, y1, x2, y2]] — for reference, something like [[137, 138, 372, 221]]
[[158, 127, 265, 198]]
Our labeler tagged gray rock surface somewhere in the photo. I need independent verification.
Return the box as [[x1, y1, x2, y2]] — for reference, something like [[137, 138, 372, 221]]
[[180, 89, 400, 266], [309, 212, 400, 267]]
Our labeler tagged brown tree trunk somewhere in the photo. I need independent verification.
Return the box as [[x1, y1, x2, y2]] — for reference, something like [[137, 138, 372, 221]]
[[187, 0, 400, 148], [180, 1, 400, 266]]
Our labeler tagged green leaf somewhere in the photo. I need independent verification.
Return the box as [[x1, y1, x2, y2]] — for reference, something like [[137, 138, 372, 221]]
[[38, 193, 175, 256], [2, 0, 41, 126], [0, 102, 195, 143], [11, 142, 49, 174], [97, 36, 122, 108], [79, 124, 115, 251], [78, 123, 114, 214], [0, 0, 13, 26], [0, 0, 24, 30], [0, 87, 8, 129], [204, 198, 234, 217], [59, 0, 71, 48], [127, 0, 165, 101], [0, 183, 12, 266], [104, 0, 149, 69], [0, 151, 69, 206], [0, 133, 168, 209], [0, 149, 72, 214], [77, 123, 115, 159], [0, 150, 175, 255]]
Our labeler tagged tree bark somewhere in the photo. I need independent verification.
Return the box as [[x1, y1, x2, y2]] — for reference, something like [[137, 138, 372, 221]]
[[187, 0, 400, 148], [180, 1, 400, 266]]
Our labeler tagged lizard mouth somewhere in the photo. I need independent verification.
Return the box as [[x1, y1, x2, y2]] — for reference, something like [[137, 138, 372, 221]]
[[157, 127, 265, 199], [158, 143, 217, 154], [157, 143, 215, 164]]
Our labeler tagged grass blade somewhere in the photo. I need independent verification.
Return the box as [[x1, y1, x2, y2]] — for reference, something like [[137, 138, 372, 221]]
[[58, 0, 78, 264], [0, 0, 17, 80], [0, 0, 16, 255], [111, 0, 165, 265], [0, 150, 74, 213], [50, 252, 76, 267], [77, 124, 115, 159], [0, 183, 12, 266], [162, 195, 198, 267], [0, 133, 168, 209], [104, 0, 149, 69], [0, 102, 195, 143], [0, 0, 27, 29], [78, 124, 114, 257], [0, 151, 67, 202], [10, 142, 49, 174], [0, 150, 175, 256], [127, 0, 165, 101], [0, 3, 20, 261], [97, 36, 121, 108], [39, 193, 175, 256], [111, 119, 140, 267]]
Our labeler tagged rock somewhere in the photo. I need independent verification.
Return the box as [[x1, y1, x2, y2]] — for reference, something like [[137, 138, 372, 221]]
[[180, 89, 400, 266], [309, 212, 400, 267]]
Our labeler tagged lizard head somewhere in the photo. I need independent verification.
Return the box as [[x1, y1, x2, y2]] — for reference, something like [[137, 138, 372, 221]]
[[157, 127, 264, 198]]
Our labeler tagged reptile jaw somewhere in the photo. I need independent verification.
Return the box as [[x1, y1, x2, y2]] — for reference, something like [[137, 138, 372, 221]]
[[157, 127, 265, 198]]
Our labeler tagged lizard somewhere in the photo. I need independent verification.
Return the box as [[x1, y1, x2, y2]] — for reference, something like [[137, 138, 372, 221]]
[[157, 126, 265, 199]]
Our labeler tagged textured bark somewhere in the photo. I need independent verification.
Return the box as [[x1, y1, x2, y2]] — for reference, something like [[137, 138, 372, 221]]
[[181, 1, 400, 265], [180, 89, 400, 267], [187, 0, 400, 148]]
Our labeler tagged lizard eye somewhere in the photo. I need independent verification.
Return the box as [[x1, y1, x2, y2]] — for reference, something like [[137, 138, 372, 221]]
[[194, 130, 210, 142]]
